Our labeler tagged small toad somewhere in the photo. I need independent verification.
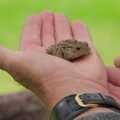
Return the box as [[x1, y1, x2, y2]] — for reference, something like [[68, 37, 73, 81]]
[[47, 40, 91, 61]]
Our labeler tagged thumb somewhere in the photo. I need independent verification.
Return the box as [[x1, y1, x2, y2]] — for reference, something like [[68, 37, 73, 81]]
[[107, 67, 120, 86], [0, 47, 36, 91], [114, 56, 120, 68], [0, 47, 17, 72]]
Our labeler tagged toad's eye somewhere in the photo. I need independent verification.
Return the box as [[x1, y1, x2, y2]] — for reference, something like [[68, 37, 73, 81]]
[[76, 47, 81, 50]]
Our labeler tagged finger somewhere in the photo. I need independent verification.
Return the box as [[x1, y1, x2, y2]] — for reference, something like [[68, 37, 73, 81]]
[[21, 15, 42, 50], [114, 56, 120, 68], [71, 21, 95, 52], [0, 47, 17, 72], [41, 11, 55, 47], [0, 47, 37, 90], [107, 67, 120, 86], [54, 13, 72, 42]]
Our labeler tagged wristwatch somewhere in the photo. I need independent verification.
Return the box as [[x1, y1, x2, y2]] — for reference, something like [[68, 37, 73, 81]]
[[50, 93, 120, 120]]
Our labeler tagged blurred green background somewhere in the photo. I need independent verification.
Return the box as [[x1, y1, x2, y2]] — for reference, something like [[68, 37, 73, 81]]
[[0, 0, 120, 94]]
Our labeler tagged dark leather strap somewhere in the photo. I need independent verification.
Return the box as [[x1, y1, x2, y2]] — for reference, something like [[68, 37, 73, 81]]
[[50, 93, 120, 120], [80, 93, 119, 108]]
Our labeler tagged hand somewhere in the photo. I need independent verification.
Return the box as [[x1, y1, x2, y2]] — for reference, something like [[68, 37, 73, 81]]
[[0, 11, 110, 110], [20, 11, 109, 104]]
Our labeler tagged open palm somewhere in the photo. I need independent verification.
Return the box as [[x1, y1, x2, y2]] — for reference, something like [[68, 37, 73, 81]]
[[21, 12, 120, 101], [21, 11, 108, 92]]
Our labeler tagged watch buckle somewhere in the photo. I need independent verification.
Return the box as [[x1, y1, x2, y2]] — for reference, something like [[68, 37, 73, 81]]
[[75, 94, 98, 108]]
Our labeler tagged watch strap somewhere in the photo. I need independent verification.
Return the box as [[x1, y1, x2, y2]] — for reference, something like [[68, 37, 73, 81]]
[[50, 95, 89, 120], [50, 93, 120, 120]]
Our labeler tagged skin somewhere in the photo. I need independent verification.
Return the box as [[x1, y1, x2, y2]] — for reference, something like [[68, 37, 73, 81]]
[[0, 11, 120, 119]]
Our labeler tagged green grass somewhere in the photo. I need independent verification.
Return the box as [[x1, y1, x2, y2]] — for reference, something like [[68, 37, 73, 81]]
[[0, 0, 120, 94]]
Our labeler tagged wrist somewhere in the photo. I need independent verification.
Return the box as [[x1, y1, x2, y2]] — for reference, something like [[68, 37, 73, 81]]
[[45, 78, 108, 109], [39, 71, 108, 109], [49, 92, 119, 120]]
